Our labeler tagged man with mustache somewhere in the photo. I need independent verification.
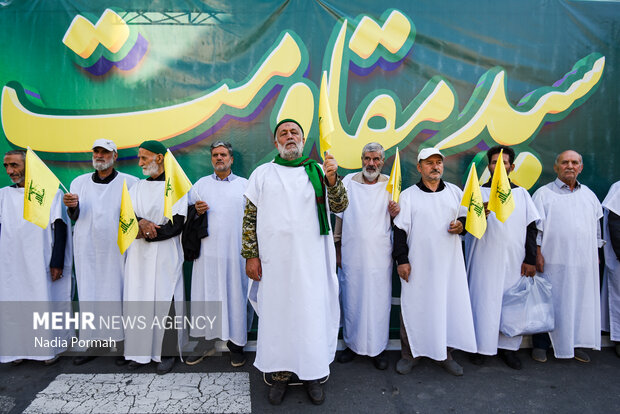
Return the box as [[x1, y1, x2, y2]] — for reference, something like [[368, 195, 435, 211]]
[[392, 147, 476, 376], [335, 142, 399, 370], [1, 149, 72, 365], [242, 119, 348, 406], [122, 140, 187, 375], [63, 139, 139, 366], [530, 150, 602, 363], [184, 141, 250, 368]]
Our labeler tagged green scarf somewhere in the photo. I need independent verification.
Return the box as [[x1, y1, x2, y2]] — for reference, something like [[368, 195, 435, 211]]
[[273, 154, 330, 235]]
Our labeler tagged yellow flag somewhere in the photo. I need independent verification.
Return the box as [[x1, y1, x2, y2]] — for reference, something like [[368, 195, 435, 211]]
[[163, 149, 192, 221], [488, 149, 515, 222], [23, 147, 60, 229], [318, 71, 335, 156], [461, 163, 487, 239], [117, 179, 138, 254], [385, 147, 402, 203]]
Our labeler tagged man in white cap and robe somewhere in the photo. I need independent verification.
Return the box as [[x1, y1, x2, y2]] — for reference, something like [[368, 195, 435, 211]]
[[335, 142, 399, 370], [465, 145, 539, 370], [184, 140, 250, 367], [63, 139, 138, 365], [242, 119, 348, 406], [531, 150, 602, 363], [123, 140, 187, 375], [392, 147, 476, 376], [1, 149, 72, 365]]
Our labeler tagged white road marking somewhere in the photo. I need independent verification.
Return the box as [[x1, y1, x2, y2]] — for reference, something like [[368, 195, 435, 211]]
[[23, 373, 251, 413]]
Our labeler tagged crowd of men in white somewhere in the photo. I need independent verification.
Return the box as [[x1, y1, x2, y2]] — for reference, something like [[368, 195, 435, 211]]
[[1, 119, 619, 406]]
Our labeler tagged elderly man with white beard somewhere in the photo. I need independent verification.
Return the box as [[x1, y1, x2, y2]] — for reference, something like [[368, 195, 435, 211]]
[[335, 142, 399, 370], [242, 119, 348, 406], [63, 139, 138, 366], [122, 140, 187, 375]]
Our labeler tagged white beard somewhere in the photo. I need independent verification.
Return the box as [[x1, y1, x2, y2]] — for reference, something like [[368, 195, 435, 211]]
[[277, 140, 304, 160], [362, 166, 380, 182], [142, 160, 160, 176], [92, 158, 114, 171]]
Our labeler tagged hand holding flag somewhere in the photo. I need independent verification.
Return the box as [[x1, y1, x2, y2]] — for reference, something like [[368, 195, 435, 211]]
[[460, 162, 487, 239], [163, 149, 192, 221]]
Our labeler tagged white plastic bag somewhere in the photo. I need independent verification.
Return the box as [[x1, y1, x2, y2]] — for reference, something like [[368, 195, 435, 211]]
[[499, 275, 554, 338]]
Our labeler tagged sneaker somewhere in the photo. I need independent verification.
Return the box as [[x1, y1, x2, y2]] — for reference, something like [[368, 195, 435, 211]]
[[499, 350, 522, 370], [268, 380, 288, 405], [230, 351, 246, 367], [156, 357, 176, 375], [438, 359, 463, 376], [185, 348, 216, 366], [337, 347, 357, 363], [531, 348, 547, 363], [43, 356, 60, 366], [304, 380, 325, 405], [574, 349, 590, 363], [373, 352, 388, 370], [395, 357, 419, 375]]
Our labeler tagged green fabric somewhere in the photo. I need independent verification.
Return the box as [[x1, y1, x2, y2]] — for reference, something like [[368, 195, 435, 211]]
[[139, 140, 166, 155], [273, 118, 304, 138], [273, 154, 329, 235]]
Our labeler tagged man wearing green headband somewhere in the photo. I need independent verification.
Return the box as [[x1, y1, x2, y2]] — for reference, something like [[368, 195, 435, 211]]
[[123, 140, 188, 375], [241, 119, 348, 406]]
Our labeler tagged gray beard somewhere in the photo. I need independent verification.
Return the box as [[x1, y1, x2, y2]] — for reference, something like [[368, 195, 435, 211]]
[[92, 159, 114, 171], [142, 160, 160, 176], [362, 167, 380, 182], [277, 141, 304, 160]]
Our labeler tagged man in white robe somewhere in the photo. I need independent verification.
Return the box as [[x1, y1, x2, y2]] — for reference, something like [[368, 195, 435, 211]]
[[393, 147, 476, 377], [123, 141, 187, 375], [185, 141, 250, 367], [242, 119, 348, 406], [63, 139, 138, 365], [335, 142, 399, 370], [531, 150, 602, 363], [465, 145, 539, 370], [1, 150, 72, 365], [601, 181, 620, 358]]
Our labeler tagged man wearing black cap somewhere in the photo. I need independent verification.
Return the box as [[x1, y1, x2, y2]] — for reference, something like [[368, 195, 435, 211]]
[[242, 119, 348, 405], [122, 140, 188, 375], [63, 139, 139, 366]]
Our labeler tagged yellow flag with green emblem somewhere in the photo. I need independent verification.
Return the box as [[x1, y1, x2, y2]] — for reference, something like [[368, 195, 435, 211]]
[[386, 147, 402, 203], [117, 179, 138, 254], [461, 163, 487, 239], [318, 71, 335, 156], [488, 149, 515, 222], [23, 147, 60, 229], [163, 149, 192, 221]]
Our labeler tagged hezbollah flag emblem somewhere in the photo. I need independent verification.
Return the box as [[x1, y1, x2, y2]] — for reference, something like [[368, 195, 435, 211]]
[[23, 147, 61, 229], [117, 179, 138, 254]]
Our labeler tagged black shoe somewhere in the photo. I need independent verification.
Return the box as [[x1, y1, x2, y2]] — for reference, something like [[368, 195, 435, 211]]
[[127, 360, 148, 370], [185, 348, 216, 366], [304, 380, 325, 405], [230, 351, 246, 367], [73, 355, 97, 366], [337, 347, 357, 363], [469, 353, 485, 365], [268, 380, 288, 405], [499, 350, 522, 370], [115, 356, 129, 366], [156, 357, 175, 375], [373, 352, 388, 370]]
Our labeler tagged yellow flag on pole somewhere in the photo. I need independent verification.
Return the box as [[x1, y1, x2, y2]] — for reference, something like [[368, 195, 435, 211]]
[[117, 179, 138, 254], [487, 149, 515, 222], [163, 149, 192, 221], [460, 163, 487, 239], [23, 147, 60, 229], [386, 147, 402, 203], [318, 71, 335, 156]]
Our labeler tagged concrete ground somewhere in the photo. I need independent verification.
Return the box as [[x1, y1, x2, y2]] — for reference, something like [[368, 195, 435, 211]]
[[0, 346, 618, 413]]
